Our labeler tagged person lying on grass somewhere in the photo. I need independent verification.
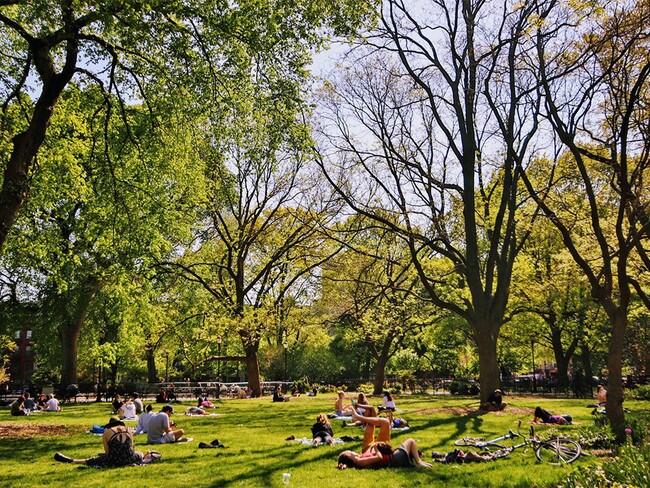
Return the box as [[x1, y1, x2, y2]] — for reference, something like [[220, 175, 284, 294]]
[[532, 406, 573, 425], [185, 406, 214, 415], [336, 410, 432, 469], [54, 416, 159, 467], [432, 448, 511, 464]]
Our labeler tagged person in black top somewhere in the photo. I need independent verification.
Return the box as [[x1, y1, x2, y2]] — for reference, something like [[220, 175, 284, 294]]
[[272, 385, 290, 402], [54, 417, 152, 467], [311, 413, 334, 446], [480, 389, 506, 411]]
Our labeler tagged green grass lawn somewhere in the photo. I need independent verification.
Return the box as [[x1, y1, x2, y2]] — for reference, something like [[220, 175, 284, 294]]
[[1, 394, 647, 487]]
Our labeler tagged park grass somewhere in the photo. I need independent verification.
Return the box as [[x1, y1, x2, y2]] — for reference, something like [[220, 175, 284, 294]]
[[1, 394, 648, 487]]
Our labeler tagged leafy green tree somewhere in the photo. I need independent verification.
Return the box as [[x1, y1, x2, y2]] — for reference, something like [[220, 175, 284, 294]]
[[315, 0, 547, 402], [161, 87, 344, 395], [319, 220, 432, 394], [522, 1, 650, 437], [511, 215, 602, 386], [1, 85, 201, 386], [0, 0, 376, 250]]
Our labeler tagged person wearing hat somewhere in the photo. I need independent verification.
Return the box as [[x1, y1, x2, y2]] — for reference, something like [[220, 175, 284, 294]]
[[147, 405, 189, 444], [480, 389, 506, 411]]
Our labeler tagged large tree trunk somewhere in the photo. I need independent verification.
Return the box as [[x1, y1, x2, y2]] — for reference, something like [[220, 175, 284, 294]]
[[580, 342, 594, 388], [60, 325, 81, 389], [244, 344, 262, 397], [373, 354, 388, 395], [550, 327, 570, 387], [606, 311, 627, 442], [475, 327, 501, 403], [0, 42, 78, 250], [59, 278, 101, 386], [146, 349, 158, 383]]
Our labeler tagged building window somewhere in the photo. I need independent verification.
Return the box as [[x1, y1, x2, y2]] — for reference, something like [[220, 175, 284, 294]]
[[15, 330, 21, 339], [26, 330, 32, 340]]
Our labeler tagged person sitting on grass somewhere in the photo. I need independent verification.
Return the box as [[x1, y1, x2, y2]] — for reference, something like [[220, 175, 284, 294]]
[[118, 398, 138, 420], [112, 394, 124, 414], [44, 393, 61, 412], [337, 410, 431, 469], [23, 392, 37, 412], [532, 406, 572, 425], [147, 405, 190, 444], [273, 385, 290, 402], [311, 413, 335, 446], [135, 404, 154, 434], [345, 393, 377, 427], [334, 391, 355, 417], [54, 416, 157, 467], [10, 395, 27, 416], [132, 393, 144, 414], [378, 391, 397, 422], [197, 394, 216, 408], [480, 389, 506, 411], [36, 393, 47, 410]]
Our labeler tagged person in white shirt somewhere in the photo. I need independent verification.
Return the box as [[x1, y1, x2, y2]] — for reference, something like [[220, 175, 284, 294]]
[[119, 399, 137, 420], [378, 390, 397, 422], [44, 394, 61, 412], [135, 404, 153, 434], [132, 393, 144, 414]]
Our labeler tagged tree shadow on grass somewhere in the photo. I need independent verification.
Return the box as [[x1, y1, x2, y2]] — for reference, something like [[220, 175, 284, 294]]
[[199, 439, 366, 487], [405, 401, 489, 447]]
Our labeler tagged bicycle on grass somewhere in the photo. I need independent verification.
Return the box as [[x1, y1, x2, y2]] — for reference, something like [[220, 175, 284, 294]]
[[453, 420, 582, 465]]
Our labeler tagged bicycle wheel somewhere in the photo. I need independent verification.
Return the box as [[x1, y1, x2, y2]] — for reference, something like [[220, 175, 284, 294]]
[[535, 438, 581, 465]]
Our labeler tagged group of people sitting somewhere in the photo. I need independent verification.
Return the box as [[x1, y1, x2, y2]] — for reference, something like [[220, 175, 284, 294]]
[[335, 391, 403, 427], [273, 385, 291, 402], [112, 394, 143, 419], [55, 404, 189, 467], [11, 392, 60, 416], [310, 391, 428, 469]]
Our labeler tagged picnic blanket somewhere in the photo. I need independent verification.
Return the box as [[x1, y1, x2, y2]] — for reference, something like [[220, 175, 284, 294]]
[[293, 437, 345, 446], [328, 415, 353, 421]]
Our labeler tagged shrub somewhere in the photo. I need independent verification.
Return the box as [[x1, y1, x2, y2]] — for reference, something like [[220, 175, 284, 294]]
[[291, 378, 310, 394], [449, 379, 479, 395], [563, 443, 650, 487], [634, 384, 650, 400], [357, 383, 374, 395], [564, 425, 615, 450]]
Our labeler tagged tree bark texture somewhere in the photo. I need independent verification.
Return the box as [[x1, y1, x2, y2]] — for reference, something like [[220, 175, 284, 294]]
[[58, 277, 100, 386]]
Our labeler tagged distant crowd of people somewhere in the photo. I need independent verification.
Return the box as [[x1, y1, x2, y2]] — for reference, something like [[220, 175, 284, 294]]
[[10, 392, 60, 416]]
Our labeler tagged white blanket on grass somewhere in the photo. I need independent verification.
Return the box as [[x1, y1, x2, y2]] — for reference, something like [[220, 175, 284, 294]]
[[294, 437, 345, 446]]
